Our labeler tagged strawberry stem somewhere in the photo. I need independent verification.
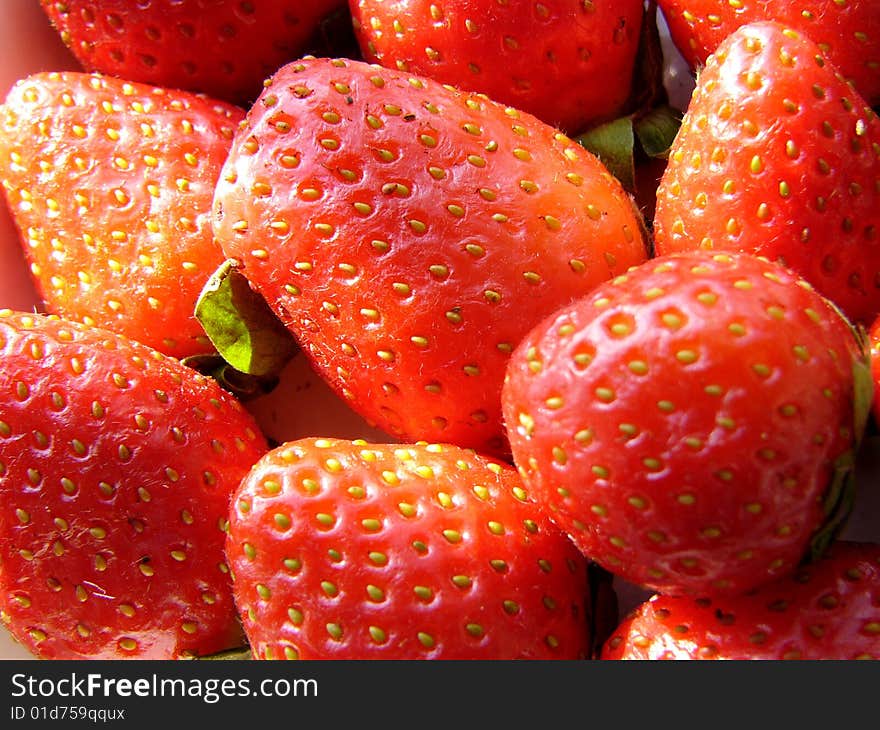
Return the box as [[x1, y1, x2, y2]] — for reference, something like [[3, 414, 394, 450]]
[[182, 353, 282, 402]]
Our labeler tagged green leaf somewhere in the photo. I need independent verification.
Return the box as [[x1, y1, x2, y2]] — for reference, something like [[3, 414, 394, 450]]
[[634, 104, 683, 159], [195, 259, 298, 378], [807, 321, 874, 563], [576, 116, 636, 192]]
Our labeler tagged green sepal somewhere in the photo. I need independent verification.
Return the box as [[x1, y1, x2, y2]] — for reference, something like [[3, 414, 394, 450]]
[[197, 647, 254, 661], [577, 104, 682, 191], [634, 104, 683, 159], [809, 449, 857, 561], [195, 259, 298, 378], [807, 321, 874, 562], [576, 117, 636, 192]]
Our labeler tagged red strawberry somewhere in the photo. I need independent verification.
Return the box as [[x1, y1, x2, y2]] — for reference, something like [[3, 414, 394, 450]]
[[658, 0, 880, 105], [0, 310, 267, 659], [653, 22, 880, 326], [869, 314, 880, 426], [602, 540, 880, 659], [226, 437, 591, 659], [349, 0, 645, 135], [501, 251, 870, 597], [0, 71, 244, 359], [212, 56, 649, 456], [39, 0, 349, 106]]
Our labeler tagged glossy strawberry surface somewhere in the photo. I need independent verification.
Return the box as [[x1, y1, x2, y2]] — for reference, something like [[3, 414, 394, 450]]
[[227, 437, 591, 659], [0, 310, 267, 658], [40, 0, 348, 105], [502, 252, 867, 597], [658, 0, 880, 105], [213, 56, 648, 455], [653, 22, 880, 326], [603, 540, 880, 659], [0, 71, 245, 358], [350, 0, 645, 135]]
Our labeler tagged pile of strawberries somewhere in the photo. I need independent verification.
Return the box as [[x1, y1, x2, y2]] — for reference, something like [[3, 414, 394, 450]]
[[0, 0, 878, 660]]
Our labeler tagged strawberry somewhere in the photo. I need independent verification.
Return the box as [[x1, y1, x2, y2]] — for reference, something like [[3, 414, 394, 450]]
[[602, 540, 880, 659], [0, 309, 267, 659], [212, 56, 649, 456], [501, 251, 870, 597], [349, 0, 646, 135], [653, 21, 880, 326], [658, 0, 880, 105], [0, 71, 244, 359], [39, 0, 349, 106], [869, 314, 880, 426], [226, 437, 591, 659]]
